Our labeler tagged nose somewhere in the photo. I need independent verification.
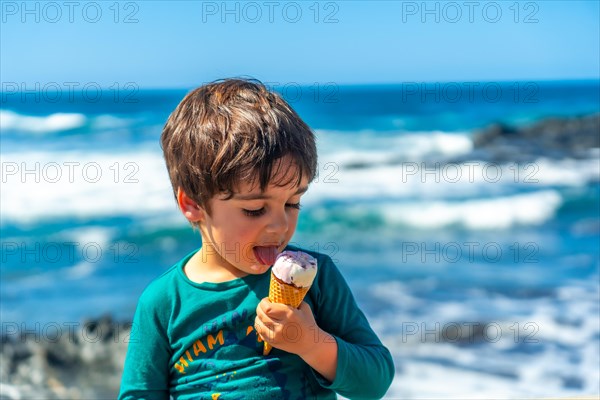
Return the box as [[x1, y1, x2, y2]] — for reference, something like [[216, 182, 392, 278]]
[[265, 208, 289, 235]]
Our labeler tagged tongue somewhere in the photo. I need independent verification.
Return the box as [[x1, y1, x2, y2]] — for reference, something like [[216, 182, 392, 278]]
[[253, 246, 279, 266]]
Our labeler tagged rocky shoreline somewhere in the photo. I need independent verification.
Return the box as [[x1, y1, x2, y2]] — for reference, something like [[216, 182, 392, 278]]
[[341, 113, 600, 169], [1, 316, 130, 399], [470, 113, 600, 163]]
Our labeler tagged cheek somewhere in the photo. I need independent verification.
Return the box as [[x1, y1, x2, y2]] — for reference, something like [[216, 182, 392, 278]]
[[287, 212, 300, 232], [205, 220, 237, 245], [228, 219, 261, 240]]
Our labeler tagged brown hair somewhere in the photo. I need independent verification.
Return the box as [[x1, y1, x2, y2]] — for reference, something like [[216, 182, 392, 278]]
[[161, 78, 317, 222]]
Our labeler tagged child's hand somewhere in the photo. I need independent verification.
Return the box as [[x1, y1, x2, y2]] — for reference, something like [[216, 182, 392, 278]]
[[255, 298, 339, 382], [255, 298, 322, 357]]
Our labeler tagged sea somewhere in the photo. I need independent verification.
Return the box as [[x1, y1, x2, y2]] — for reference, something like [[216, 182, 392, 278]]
[[1, 80, 599, 398]]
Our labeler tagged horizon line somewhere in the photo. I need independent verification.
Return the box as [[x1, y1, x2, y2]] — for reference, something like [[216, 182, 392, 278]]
[[1, 77, 598, 93]]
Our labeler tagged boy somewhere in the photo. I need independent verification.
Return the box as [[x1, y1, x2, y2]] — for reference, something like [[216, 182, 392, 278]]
[[118, 78, 394, 399]]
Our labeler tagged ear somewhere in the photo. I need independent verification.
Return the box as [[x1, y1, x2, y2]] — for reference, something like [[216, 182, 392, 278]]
[[177, 187, 205, 223]]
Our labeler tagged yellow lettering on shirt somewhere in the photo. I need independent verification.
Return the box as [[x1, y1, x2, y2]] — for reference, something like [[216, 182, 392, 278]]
[[179, 356, 189, 367], [175, 362, 186, 374], [193, 339, 207, 356], [174, 330, 227, 375], [207, 330, 224, 349]]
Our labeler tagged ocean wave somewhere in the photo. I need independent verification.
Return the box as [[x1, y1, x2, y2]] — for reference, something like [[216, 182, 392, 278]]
[[300, 190, 563, 232], [373, 281, 600, 398], [304, 154, 599, 208], [530, 157, 600, 186], [0, 110, 87, 134], [394, 131, 474, 159], [1, 150, 175, 225], [2, 145, 595, 229], [379, 190, 563, 230], [90, 114, 134, 130], [316, 129, 473, 164]]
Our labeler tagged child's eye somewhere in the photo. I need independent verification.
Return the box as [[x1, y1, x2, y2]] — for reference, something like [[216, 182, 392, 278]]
[[242, 203, 301, 217], [286, 202, 302, 210], [243, 208, 266, 217]]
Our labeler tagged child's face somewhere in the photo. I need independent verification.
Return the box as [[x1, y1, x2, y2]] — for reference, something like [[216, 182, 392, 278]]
[[198, 157, 309, 277]]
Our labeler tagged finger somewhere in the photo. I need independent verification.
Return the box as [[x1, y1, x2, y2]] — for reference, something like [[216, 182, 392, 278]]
[[256, 304, 277, 325], [254, 316, 267, 336], [257, 298, 277, 318], [258, 297, 272, 309], [258, 299, 290, 321], [254, 316, 276, 343], [254, 318, 264, 340]]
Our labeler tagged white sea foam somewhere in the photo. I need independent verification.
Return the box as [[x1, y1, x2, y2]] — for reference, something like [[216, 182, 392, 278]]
[[90, 114, 133, 130], [0, 110, 86, 133], [316, 129, 473, 162], [313, 129, 599, 198], [65, 261, 96, 279], [392, 131, 474, 159], [306, 163, 565, 229], [0, 153, 566, 231], [1, 143, 596, 230], [306, 153, 599, 209], [52, 226, 116, 247], [0, 384, 22, 400], [530, 157, 600, 186], [372, 281, 600, 399], [378, 190, 563, 230], [1, 150, 177, 225]]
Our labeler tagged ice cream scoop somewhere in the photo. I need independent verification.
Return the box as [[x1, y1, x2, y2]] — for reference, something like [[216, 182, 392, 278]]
[[263, 250, 318, 355], [271, 250, 318, 288]]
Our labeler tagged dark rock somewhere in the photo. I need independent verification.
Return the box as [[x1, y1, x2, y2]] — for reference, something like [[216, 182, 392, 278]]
[[0, 316, 132, 399], [472, 123, 519, 148], [472, 113, 600, 162]]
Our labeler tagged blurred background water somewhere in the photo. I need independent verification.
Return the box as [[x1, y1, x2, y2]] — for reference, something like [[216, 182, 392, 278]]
[[1, 80, 599, 397]]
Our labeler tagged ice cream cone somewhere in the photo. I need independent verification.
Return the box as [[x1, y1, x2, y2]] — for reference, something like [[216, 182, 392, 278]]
[[263, 272, 310, 355]]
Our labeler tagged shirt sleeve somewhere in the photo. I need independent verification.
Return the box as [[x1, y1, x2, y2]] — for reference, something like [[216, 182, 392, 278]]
[[118, 288, 172, 400], [309, 254, 395, 399]]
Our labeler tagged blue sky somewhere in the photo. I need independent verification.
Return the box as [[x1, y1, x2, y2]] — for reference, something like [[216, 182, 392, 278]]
[[1, 1, 599, 88]]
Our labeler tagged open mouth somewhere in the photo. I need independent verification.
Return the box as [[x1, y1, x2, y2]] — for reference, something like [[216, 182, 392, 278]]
[[252, 245, 279, 266]]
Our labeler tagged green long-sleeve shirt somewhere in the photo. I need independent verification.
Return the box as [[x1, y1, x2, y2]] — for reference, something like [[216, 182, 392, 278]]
[[118, 246, 394, 399]]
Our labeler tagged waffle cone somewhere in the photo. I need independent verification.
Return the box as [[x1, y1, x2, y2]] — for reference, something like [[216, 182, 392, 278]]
[[263, 271, 310, 355]]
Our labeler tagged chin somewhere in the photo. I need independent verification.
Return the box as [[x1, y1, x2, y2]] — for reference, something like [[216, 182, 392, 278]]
[[248, 263, 270, 274]]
